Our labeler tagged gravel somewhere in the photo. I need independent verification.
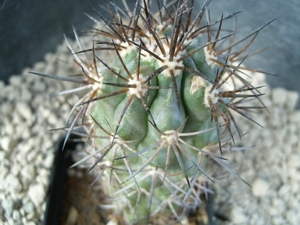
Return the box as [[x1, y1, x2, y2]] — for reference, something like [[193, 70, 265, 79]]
[[0, 37, 299, 225], [0, 41, 76, 224], [212, 82, 300, 225]]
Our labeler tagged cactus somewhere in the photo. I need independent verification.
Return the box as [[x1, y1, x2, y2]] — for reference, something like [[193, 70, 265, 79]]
[[31, 0, 273, 224]]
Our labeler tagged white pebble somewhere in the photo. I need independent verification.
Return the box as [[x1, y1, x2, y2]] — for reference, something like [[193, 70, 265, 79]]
[[286, 91, 299, 110], [290, 180, 299, 193], [43, 152, 54, 169], [5, 174, 23, 193], [25, 211, 36, 221], [16, 102, 32, 121], [286, 132, 298, 146], [287, 155, 300, 168], [47, 113, 58, 125], [272, 216, 286, 225], [32, 61, 45, 72], [1, 199, 14, 219], [287, 167, 298, 178], [28, 183, 46, 208], [289, 111, 300, 123], [272, 87, 287, 106], [12, 209, 21, 221], [22, 217, 28, 224], [26, 149, 39, 163], [21, 201, 34, 214], [9, 75, 22, 86], [32, 79, 47, 93], [230, 206, 247, 223], [278, 184, 290, 197], [20, 165, 35, 188], [1, 136, 11, 151], [0, 150, 6, 162], [6, 217, 15, 225], [17, 141, 33, 155], [1, 102, 14, 116], [21, 87, 33, 102], [252, 178, 269, 197], [285, 209, 298, 224], [0, 165, 9, 183], [65, 206, 78, 225]]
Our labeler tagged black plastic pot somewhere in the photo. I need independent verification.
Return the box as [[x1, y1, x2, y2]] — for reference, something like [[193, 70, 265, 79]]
[[42, 135, 80, 225]]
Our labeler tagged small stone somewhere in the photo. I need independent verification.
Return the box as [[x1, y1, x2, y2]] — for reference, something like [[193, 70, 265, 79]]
[[9, 75, 22, 86], [1, 102, 14, 115], [28, 183, 46, 208], [16, 102, 32, 121], [20, 165, 35, 188], [6, 217, 15, 225], [47, 113, 58, 125], [26, 150, 37, 163], [286, 91, 299, 110], [106, 219, 118, 225], [272, 87, 287, 106], [22, 201, 34, 214], [0, 166, 9, 182], [287, 167, 297, 178], [287, 155, 300, 168], [25, 221, 37, 225], [1, 136, 11, 151], [1, 199, 14, 219], [19, 208, 25, 217], [5, 174, 23, 194], [12, 209, 21, 221], [32, 61, 45, 72], [0, 150, 6, 161], [65, 206, 78, 225], [285, 209, 298, 224], [43, 153, 54, 169], [230, 206, 247, 223], [32, 79, 47, 92], [272, 216, 285, 225], [25, 211, 36, 221], [22, 216, 28, 224], [272, 198, 283, 208], [278, 184, 290, 196], [289, 111, 300, 123], [252, 178, 269, 197], [6, 85, 20, 102], [17, 140, 33, 155], [21, 86, 33, 101], [268, 207, 278, 216], [286, 132, 298, 146], [290, 180, 299, 193]]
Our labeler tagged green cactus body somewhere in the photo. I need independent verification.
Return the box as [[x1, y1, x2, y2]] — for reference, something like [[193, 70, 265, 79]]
[[31, 0, 271, 224], [87, 19, 226, 222]]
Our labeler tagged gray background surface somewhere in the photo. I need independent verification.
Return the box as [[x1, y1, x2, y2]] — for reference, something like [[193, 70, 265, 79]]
[[0, 0, 299, 108]]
